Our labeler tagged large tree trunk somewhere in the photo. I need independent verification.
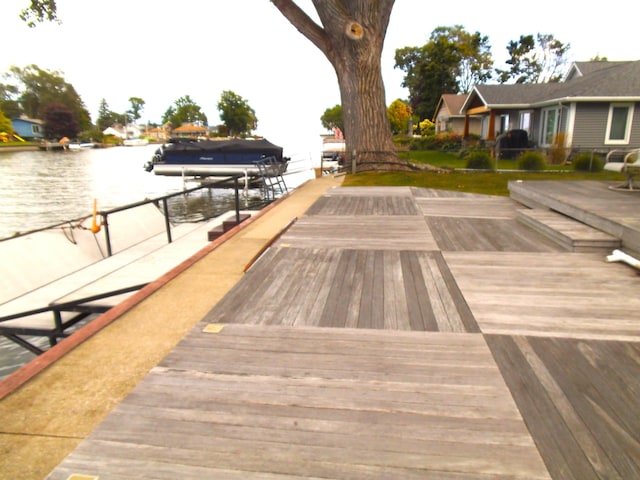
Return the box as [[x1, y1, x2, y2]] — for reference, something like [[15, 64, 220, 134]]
[[271, 0, 411, 172]]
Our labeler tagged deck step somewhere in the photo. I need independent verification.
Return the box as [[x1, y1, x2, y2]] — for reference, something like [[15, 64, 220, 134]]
[[208, 213, 252, 241], [517, 209, 621, 252]]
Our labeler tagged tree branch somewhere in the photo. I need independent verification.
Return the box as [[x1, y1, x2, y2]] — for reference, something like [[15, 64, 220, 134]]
[[270, 0, 330, 55]]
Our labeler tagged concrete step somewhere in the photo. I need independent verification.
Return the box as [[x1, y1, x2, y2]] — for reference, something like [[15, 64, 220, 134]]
[[208, 213, 252, 241], [517, 209, 621, 252]]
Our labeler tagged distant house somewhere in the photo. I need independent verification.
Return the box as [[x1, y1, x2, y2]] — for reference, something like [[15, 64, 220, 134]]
[[458, 60, 640, 154], [103, 123, 144, 140], [172, 123, 208, 139], [11, 116, 44, 140], [432, 94, 481, 136], [102, 126, 125, 139], [146, 126, 169, 142]]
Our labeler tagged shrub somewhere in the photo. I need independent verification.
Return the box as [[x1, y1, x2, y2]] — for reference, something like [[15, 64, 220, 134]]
[[409, 136, 435, 151], [393, 136, 412, 150], [518, 151, 546, 171], [465, 151, 494, 170], [572, 152, 604, 172], [433, 132, 464, 151]]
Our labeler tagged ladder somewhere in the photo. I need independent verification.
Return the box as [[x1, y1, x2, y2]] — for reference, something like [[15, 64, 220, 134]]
[[256, 156, 288, 200]]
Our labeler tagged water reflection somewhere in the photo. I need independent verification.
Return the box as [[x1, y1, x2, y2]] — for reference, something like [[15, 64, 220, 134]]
[[0, 144, 312, 379], [0, 145, 267, 238]]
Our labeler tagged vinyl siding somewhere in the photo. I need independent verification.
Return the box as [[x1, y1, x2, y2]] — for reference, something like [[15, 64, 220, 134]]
[[571, 102, 640, 149]]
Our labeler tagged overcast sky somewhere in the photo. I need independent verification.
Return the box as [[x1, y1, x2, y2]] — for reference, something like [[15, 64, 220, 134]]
[[2, 0, 638, 156]]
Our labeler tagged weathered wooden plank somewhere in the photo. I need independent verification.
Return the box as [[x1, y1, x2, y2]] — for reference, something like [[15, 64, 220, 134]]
[[527, 337, 640, 479], [411, 187, 490, 198], [274, 248, 335, 327], [304, 194, 419, 216], [430, 252, 480, 333], [42, 184, 640, 479], [508, 180, 640, 253], [415, 196, 523, 219], [485, 335, 598, 480], [400, 251, 437, 331], [290, 248, 341, 327], [206, 247, 483, 333], [517, 209, 621, 252], [445, 251, 640, 340], [488, 334, 640, 480], [382, 250, 410, 330], [49, 326, 549, 479], [279, 215, 438, 250], [426, 217, 562, 252], [320, 249, 358, 328]]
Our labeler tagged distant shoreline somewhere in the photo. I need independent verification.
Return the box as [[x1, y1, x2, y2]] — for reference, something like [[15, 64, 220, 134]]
[[0, 145, 39, 152]]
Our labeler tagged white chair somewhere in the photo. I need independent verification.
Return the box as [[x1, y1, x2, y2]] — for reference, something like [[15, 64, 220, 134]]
[[604, 149, 640, 191]]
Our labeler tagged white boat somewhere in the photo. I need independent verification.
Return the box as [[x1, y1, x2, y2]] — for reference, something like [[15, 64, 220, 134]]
[[67, 142, 96, 151], [321, 137, 345, 172], [123, 138, 149, 147]]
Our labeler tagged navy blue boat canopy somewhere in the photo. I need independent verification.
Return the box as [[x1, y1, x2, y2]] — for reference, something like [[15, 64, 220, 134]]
[[166, 138, 283, 162]]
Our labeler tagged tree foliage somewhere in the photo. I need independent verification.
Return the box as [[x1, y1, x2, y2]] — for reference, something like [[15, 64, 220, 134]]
[[0, 82, 21, 118], [496, 34, 570, 84], [395, 25, 492, 122], [128, 97, 145, 121], [387, 99, 411, 135], [43, 102, 79, 138], [1, 65, 91, 129], [162, 95, 207, 127], [0, 110, 13, 135], [320, 104, 343, 133], [217, 90, 257, 137], [96, 98, 117, 131], [20, 0, 59, 27]]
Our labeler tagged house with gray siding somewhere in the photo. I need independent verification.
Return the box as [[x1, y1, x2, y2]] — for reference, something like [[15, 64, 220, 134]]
[[458, 60, 640, 156]]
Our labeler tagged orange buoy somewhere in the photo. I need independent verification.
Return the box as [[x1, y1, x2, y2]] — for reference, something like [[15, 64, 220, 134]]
[[91, 198, 101, 233]]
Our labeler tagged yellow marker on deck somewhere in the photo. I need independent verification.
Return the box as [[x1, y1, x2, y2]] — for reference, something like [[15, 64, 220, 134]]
[[202, 323, 225, 333]]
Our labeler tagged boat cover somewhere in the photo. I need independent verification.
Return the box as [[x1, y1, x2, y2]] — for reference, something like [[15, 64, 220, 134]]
[[166, 138, 283, 162]]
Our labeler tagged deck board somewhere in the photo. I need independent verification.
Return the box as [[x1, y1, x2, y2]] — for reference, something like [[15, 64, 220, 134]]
[[206, 248, 477, 332], [487, 335, 640, 480], [445, 251, 640, 340], [278, 215, 438, 250], [46, 183, 640, 479], [48, 325, 550, 480]]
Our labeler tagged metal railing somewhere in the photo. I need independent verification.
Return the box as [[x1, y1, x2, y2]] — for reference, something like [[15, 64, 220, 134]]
[[100, 175, 247, 257]]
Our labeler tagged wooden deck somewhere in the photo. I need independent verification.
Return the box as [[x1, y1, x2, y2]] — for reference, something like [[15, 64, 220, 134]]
[[47, 182, 640, 479]]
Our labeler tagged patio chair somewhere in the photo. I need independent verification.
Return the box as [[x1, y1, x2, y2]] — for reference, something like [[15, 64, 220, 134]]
[[604, 148, 640, 191]]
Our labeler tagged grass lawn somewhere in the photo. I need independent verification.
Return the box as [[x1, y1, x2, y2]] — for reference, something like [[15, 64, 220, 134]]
[[342, 150, 624, 196]]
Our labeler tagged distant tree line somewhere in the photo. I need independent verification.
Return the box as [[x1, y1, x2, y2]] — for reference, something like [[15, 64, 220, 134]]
[[0, 63, 258, 140], [394, 25, 571, 124]]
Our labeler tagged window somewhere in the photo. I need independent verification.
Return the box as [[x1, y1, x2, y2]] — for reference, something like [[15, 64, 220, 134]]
[[481, 116, 490, 139], [519, 112, 531, 133], [499, 114, 509, 134], [606, 103, 634, 144], [541, 107, 560, 145]]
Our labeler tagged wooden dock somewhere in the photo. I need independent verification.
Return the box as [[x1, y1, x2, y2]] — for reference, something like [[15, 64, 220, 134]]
[[46, 181, 640, 479]]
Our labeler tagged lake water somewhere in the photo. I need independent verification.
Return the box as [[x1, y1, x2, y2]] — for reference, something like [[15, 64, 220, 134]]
[[0, 144, 317, 239], [0, 144, 315, 379]]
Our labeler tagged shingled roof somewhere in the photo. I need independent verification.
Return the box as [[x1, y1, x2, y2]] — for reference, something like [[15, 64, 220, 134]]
[[464, 60, 640, 112]]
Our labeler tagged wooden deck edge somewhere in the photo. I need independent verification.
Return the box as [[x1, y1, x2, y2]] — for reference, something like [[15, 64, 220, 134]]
[[0, 193, 291, 401], [516, 209, 620, 252]]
